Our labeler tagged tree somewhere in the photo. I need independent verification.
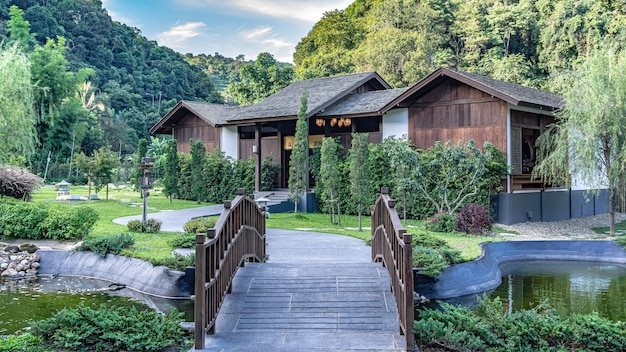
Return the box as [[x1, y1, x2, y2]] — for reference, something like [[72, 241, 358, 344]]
[[288, 92, 309, 213], [349, 133, 372, 231], [162, 139, 179, 203], [319, 137, 343, 225], [534, 44, 626, 235], [92, 147, 117, 200], [386, 136, 419, 224], [0, 44, 37, 165], [7, 5, 36, 50], [189, 139, 207, 203], [226, 52, 294, 105]]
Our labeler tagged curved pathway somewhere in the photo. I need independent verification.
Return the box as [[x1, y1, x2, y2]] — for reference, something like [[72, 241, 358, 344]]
[[113, 205, 224, 232]]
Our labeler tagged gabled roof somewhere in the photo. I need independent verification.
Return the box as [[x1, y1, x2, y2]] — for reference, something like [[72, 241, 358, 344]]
[[226, 71, 391, 123], [150, 100, 241, 134], [381, 67, 564, 113], [319, 88, 409, 117]]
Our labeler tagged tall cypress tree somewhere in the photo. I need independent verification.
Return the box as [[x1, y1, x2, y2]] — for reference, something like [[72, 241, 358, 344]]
[[349, 133, 372, 231], [319, 137, 342, 224], [162, 139, 179, 203], [288, 92, 309, 213], [189, 139, 207, 203]]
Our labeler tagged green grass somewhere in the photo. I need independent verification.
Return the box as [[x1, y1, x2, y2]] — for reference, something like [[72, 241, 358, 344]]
[[267, 212, 498, 261], [31, 186, 212, 263], [592, 219, 626, 235]]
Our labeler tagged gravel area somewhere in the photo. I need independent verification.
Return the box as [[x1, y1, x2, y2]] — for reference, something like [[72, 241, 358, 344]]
[[496, 213, 626, 240]]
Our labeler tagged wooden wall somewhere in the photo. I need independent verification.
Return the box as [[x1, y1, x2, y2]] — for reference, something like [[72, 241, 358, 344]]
[[408, 79, 507, 152], [175, 113, 220, 154]]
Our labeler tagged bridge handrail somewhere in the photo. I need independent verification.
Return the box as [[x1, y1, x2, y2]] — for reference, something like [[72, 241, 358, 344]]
[[194, 188, 266, 349], [371, 187, 415, 351]]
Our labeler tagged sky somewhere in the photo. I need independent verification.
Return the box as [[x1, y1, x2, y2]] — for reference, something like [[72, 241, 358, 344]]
[[101, 0, 353, 64]]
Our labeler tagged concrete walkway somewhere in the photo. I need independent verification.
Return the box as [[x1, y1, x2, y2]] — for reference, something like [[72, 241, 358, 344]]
[[112, 205, 224, 232], [192, 229, 407, 351]]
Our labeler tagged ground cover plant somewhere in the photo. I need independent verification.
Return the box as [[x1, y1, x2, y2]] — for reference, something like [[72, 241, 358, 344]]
[[415, 297, 626, 352]]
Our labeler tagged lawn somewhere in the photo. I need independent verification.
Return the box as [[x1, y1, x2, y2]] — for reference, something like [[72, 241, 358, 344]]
[[30, 186, 497, 263], [31, 186, 211, 262]]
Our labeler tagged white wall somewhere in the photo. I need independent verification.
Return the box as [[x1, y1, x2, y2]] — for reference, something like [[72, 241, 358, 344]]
[[220, 126, 238, 160], [382, 108, 408, 140]]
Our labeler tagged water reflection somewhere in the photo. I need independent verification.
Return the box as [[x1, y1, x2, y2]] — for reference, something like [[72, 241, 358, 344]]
[[0, 276, 193, 335], [420, 261, 626, 322]]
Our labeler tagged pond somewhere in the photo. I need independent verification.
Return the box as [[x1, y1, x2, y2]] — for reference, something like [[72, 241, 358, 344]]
[[0, 275, 194, 335], [438, 261, 626, 322]]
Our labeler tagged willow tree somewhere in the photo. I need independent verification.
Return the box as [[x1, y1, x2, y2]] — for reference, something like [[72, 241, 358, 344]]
[[288, 92, 309, 213], [0, 44, 37, 165], [534, 44, 626, 235]]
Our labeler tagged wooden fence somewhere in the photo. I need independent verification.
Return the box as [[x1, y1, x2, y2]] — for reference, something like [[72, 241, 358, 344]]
[[194, 188, 266, 349], [371, 187, 415, 351]]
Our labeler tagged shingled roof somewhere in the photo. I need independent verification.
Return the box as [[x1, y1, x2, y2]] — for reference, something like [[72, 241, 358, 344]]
[[319, 88, 409, 117], [381, 67, 564, 113], [226, 71, 390, 123], [150, 100, 241, 134]]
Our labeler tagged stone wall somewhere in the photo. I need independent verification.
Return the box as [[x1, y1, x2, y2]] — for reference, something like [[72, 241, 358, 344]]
[[0, 244, 40, 279]]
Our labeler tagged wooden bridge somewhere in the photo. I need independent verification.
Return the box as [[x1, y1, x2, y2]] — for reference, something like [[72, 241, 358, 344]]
[[193, 188, 414, 351]]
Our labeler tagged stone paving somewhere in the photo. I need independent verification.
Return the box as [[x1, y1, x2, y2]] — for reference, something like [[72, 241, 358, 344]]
[[192, 229, 407, 351]]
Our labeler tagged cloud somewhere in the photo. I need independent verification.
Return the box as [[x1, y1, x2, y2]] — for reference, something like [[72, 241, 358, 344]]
[[156, 22, 208, 49], [239, 26, 292, 50], [177, 0, 353, 23]]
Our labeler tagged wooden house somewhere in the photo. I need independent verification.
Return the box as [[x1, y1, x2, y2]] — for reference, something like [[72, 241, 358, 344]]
[[151, 68, 609, 224]]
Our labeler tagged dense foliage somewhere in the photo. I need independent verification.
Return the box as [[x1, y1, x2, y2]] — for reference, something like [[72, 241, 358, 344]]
[[183, 217, 217, 234], [76, 233, 135, 257], [0, 198, 98, 240], [456, 203, 494, 235], [288, 93, 309, 212], [415, 297, 626, 351], [412, 232, 463, 277], [294, 0, 626, 91], [0, 165, 42, 200], [30, 304, 186, 352]]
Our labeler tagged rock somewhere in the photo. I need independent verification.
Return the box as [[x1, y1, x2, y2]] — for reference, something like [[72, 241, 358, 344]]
[[19, 243, 38, 253], [0, 258, 6, 264], [4, 246, 19, 253], [0, 263, 7, 270], [9, 255, 18, 261], [30, 262, 40, 269], [26, 268, 37, 275], [15, 264, 24, 272], [20, 259, 29, 266], [7, 262, 16, 269], [1, 268, 18, 278], [32, 253, 40, 262]]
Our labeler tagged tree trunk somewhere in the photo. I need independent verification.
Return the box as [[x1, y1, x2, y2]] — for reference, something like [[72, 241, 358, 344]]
[[358, 211, 362, 231], [337, 200, 342, 226], [610, 185, 616, 235]]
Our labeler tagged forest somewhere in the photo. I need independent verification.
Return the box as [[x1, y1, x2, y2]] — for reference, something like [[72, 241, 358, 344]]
[[1, 0, 625, 183]]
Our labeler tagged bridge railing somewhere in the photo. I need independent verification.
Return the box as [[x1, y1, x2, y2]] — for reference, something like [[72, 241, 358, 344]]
[[371, 187, 415, 351], [194, 188, 266, 349]]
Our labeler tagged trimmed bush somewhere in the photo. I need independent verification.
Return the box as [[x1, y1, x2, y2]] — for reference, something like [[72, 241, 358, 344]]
[[456, 203, 494, 235], [143, 218, 162, 233], [0, 199, 98, 240], [76, 233, 135, 257], [30, 304, 186, 352], [127, 219, 142, 232], [423, 211, 457, 233], [183, 217, 216, 234], [412, 232, 463, 277], [169, 234, 196, 249], [150, 253, 195, 271]]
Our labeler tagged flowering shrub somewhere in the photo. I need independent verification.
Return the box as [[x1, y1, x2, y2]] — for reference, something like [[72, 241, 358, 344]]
[[424, 211, 457, 233], [456, 203, 493, 235]]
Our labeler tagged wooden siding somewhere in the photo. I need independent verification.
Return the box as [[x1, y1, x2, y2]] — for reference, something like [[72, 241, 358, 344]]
[[407, 79, 507, 152], [175, 113, 220, 153], [239, 136, 283, 188]]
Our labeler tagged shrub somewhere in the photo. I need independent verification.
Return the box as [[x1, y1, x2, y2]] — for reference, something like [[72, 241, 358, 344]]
[[415, 297, 626, 352], [183, 217, 216, 234], [412, 232, 463, 277], [149, 253, 195, 271], [30, 304, 186, 352], [456, 203, 494, 235], [0, 333, 47, 352], [261, 154, 280, 191], [143, 218, 162, 233], [76, 233, 135, 257], [127, 219, 142, 232], [169, 234, 196, 249], [0, 199, 97, 240], [424, 211, 457, 233], [0, 165, 43, 201]]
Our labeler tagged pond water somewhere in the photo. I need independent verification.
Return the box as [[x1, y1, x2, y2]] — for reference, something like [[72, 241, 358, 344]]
[[0, 276, 194, 335], [438, 261, 626, 322]]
